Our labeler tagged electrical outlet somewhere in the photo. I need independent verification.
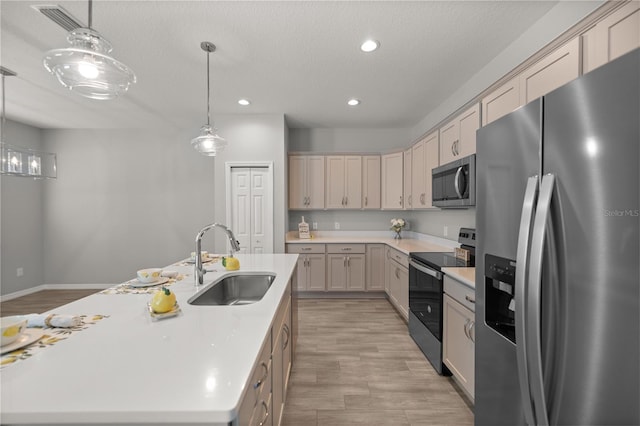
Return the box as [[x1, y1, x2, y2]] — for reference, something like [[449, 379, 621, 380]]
[[444, 226, 448, 237], [312, 222, 318, 230], [334, 222, 340, 230], [16, 267, 24, 277]]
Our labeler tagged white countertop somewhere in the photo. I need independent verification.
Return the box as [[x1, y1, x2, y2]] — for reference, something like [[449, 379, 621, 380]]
[[285, 232, 454, 255], [1, 253, 298, 425], [442, 267, 476, 289]]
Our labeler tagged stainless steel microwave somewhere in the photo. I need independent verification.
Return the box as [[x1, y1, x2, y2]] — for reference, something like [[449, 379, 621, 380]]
[[432, 154, 475, 208]]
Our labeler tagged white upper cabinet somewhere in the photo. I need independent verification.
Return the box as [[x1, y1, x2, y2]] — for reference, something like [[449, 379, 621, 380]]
[[583, 2, 640, 74], [482, 76, 522, 126], [519, 37, 580, 105], [403, 149, 412, 210], [439, 104, 480, 166], [325, 156, 362, 209], [362, 155, 381, 209], [412, 131, 439, 209], [289, 155, 325, 210], [381, 151, 404, 210]]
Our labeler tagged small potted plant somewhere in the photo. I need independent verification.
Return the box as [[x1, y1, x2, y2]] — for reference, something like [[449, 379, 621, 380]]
[[390, 218, 406, 239]]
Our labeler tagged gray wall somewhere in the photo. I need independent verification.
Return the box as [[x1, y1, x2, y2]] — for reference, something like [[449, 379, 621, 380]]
[[1, 120, 45, 295]]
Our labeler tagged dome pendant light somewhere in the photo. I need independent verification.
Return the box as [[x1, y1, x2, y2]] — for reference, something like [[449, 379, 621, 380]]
[[43, 0, 136, 100], [191, 41, 227, 157]]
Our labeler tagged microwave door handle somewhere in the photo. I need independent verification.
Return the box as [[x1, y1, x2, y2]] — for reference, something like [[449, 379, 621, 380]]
[[409, 260, 442, 280], [454, 166, 464, 198], [527, 173, 555, 426], [515, 175, 539, 426]]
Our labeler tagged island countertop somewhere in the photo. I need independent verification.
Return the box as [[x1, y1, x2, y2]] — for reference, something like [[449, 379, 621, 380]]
[[1, 253, 298, 425]]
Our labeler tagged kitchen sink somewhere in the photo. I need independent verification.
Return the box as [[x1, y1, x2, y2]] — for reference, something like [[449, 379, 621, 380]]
[[188, 273, 276, 306]]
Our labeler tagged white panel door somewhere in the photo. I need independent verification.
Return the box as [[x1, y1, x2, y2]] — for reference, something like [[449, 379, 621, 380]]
[[230, 166, 273, 254]]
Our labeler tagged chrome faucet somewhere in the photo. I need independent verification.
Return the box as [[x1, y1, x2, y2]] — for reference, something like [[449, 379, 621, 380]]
[[194, 223, 241, 285]]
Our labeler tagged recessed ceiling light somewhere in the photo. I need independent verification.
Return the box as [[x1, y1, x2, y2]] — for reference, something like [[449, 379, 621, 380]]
[[238, 99, 251, 106], [360, 39, 379, 53], [347, 99, 360, 106]]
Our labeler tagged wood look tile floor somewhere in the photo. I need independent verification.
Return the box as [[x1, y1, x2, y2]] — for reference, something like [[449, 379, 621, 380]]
[[1, 291, 474, 425], [282, 299, 474, 426]]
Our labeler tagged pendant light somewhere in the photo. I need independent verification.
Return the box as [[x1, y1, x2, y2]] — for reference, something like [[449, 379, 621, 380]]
[[1, 67, 57, 178], [191, 41, 227, 156], [43, 0, 136, 100]]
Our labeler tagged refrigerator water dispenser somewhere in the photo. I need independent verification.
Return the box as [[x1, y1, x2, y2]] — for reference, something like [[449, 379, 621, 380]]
[[484, 254, 516, 343]]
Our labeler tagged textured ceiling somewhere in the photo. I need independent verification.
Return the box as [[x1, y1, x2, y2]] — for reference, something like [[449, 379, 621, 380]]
[[0, 1, 562, 130]]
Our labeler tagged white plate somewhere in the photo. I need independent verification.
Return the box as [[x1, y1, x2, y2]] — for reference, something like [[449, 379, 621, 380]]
[[184, 256, 220, 264], [1, 329, 45, 354], [128, 276, 170, 288]]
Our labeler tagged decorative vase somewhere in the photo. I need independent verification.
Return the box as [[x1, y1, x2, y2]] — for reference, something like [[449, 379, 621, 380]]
[[394, 230, 402, 239]]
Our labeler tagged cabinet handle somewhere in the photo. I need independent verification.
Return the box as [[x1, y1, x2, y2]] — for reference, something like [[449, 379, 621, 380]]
[[469, 321, 475, 343], [341, 247, 352, 251], [258, 400, 269, 426], [253, 362, 269, 389], [283, 323, 290, 350], [399, 195, 403, 206], [365, 196, 368, 206], [395, 268, 400, 279], [451, 142, 456, 156], [345, 196, 348, 206], [455, 140, 460, 156], [463, 319, 471, 340], [465, 294, 476, 304], [301, 247, 312, 251], [347, 256, 350, 267], [408, 195, 411, 206], [344, 257, 347, 267]]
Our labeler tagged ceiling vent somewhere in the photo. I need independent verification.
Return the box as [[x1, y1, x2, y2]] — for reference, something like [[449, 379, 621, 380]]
[[31, 5, 84, 32]]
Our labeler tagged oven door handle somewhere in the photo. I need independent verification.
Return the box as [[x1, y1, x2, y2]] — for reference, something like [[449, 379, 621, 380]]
[[409, 260, 442, 280]]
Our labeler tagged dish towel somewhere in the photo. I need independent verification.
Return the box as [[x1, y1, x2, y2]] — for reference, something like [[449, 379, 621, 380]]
[[25, 314, 82, 328]]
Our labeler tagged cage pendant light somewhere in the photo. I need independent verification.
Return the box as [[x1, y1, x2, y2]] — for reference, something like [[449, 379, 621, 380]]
[[191, 41, 227, 156], [43, 0, 136, 100]]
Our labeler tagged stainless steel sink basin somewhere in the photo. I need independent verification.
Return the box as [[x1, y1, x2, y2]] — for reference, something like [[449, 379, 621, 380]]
[[188, 273, 276, 306]]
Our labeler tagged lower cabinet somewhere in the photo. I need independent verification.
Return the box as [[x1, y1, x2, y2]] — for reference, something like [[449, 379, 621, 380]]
[[385, 246, 409, 321], [443, 276, 475, 401], [287, 244, 326, 291], [237, 281, 293, 426], [326, 244, 366, 291], [365, 244, 385, 291]]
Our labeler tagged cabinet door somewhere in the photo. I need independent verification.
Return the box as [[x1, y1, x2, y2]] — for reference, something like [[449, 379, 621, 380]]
[[411, 139, 425, 208], [327, 254, 347, 291], [439, 119, 458, 166], [381, 152, 404, 209], [403, 149, 412, 209], [344, 156, 362, 209], [520, 36, 580, 105], [423, 132, 439, 209], [306, 156, 325, 209], [288, 156, 306, 209], [397, 265, 409, 321], [362, 156, 381, 209], [366, 244, 385, 291], [585, 2, 640, 73], [384, 248, 392, 294], [346, 254, 366, 291], [482, 77, 522, 126], [295, 256, 307, 291], [307, 254, 326, 291], [325, 156, 345, 209], [443, 294, 475, 400], [388, 263, 400, 307], [457, 104, 480, 158]]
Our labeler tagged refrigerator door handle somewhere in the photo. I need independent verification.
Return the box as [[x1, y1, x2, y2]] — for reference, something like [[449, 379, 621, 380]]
[[515, 175, 540, 426], [527, 173, 556, 426]]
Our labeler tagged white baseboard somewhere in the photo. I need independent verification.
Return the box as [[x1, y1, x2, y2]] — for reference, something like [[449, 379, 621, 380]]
[[1, 283, 111, 302]]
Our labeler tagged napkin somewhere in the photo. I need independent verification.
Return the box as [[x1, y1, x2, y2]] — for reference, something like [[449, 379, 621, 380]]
[[25, 314, 82, 328]]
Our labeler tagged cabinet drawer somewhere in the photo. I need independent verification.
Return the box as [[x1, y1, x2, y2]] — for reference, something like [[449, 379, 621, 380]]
[[444, 275, 475, 312], [286, 244, 325, 254], [386, 247, 408, 268], [326, 244, 366, 254]]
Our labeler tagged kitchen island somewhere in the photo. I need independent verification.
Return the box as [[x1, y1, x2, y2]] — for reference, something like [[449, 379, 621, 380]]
[[1, 253, 298, 426]]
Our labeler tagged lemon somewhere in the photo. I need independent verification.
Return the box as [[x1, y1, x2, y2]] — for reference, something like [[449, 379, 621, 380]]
[[222, 256, 240, 271], [151, 287, 176, 313], [3, 325, 20, 337]]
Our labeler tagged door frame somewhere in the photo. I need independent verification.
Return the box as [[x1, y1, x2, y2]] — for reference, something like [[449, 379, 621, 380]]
[[225, 161, 274, 253]]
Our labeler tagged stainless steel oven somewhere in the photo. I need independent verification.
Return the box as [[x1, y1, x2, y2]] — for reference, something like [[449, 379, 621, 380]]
[[409, 228, 476, 375]]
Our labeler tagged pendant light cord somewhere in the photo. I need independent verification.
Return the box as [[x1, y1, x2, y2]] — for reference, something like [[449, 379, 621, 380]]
[[88, 0, 93, 29], [206, 49, 211, 127], [1, 74, 5, 143]]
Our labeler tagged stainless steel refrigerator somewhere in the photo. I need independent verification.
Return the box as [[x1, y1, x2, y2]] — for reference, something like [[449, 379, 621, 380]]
[[475, 48, 639, 426]]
